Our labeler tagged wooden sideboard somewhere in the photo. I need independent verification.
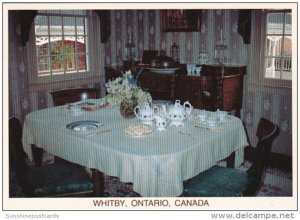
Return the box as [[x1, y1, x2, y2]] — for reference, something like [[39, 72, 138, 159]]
[[105, 65, 246, 116], [201, 65, 247, 117]]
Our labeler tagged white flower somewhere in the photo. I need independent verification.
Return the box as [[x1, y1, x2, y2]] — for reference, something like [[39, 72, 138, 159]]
[[104, 70, 152, 107]]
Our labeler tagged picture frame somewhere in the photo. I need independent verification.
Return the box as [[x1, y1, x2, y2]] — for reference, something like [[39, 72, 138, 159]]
[[162, 9, 201, 32]]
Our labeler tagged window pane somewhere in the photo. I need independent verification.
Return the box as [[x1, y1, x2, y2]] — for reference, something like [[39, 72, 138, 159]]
[[49, 16, 62, 35], [35, 16, 48, 36], [37, 56, 50, 74], [283, 36, 292, 56], [63, 39, 75, 53], [76, 17, 86, 35], [267, 12, 283, 35], [265, 35, 282, 56], [264, 57, 281, 78], [78, 54, 87, 71], [36, 41, 49, 55], [65, 54, 76, 71], [63, 40, 76, 72], [36, 36, 49, 51], [285, 13, 292, 34], [77, 36, 86, 53], [63, 16, 76, 35], [51, 55, 63, 73]]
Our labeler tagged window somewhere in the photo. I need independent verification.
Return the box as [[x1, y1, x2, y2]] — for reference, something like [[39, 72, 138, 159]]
[[264, 10, 292, 80], [27, 10, 101, 91]]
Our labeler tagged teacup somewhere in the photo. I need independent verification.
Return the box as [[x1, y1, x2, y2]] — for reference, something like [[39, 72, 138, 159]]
[[197, 110, 207, 122], [70, 104, 82, 115], [217, 110, 228, 122], [195, 66, 202, 75], [206, 116, 219, 127], [154, 115, 170, 132]]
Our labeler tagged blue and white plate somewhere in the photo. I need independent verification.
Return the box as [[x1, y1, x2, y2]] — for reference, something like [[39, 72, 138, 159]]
[[66, 120, 103, 132]]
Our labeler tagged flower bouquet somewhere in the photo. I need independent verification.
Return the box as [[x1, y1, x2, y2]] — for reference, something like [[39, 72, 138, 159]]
[[104, 70, 152, 118]]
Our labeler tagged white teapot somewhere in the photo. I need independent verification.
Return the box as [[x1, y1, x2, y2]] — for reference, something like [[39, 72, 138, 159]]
[[134, 102, 159, 125], [168, 100, 193, 127]]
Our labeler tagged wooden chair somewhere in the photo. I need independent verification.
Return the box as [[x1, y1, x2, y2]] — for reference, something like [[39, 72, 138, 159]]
[[9, 117, 103, 197], [183, 118, 279, 197], [50, 88, 100, 106]]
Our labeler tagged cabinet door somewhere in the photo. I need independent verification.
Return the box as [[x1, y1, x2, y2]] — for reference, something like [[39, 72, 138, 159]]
[[139, 71, 175, 101], [222, 74, 243, 111], [175, 76, 202, 108], [200, 76, 218, 111]]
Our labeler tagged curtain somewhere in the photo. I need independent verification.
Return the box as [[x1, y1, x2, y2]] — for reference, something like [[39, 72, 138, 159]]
[[94, 10, 111, 43], [238, 9, 252, 44], [17, 10, 111, 46], [17, 10, 37, 47]]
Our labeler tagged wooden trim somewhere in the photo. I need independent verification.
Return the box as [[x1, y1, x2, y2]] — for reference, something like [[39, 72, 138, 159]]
[[29, 75, 100, 92]]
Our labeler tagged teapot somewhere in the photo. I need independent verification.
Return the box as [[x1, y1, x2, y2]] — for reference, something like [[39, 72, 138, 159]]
[[168, 100, 193, 127], [134, 102, 159, 125]]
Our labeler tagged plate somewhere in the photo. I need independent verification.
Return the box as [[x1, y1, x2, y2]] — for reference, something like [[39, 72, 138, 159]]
[[124, 125, 153, 137], [146, 68, 179, 74], [66, 120, 103, 131]]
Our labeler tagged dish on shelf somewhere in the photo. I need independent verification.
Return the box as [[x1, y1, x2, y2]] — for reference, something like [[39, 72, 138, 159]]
[[66, 120, 103, 132]]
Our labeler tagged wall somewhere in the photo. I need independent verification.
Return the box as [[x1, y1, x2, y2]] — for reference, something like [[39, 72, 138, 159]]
[[104, 10, 249, 66]]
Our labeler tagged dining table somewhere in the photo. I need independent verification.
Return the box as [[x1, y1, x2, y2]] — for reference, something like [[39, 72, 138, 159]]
[[22, 99, 249, 197]]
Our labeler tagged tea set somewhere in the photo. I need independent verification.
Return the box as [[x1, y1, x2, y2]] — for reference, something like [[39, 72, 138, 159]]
[[134, 99, 193, 131], [196, 109, 228, 127]]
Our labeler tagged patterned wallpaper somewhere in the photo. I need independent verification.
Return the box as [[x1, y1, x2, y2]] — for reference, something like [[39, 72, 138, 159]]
[[8, 10, 292, 156], [104, 10, 249, 66]]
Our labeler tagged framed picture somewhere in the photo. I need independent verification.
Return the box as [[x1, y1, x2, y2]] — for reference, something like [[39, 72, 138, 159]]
[[162, 9, 201, 32]]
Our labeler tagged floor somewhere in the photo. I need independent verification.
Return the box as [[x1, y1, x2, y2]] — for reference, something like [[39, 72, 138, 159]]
[[9, 160, 292, 197]]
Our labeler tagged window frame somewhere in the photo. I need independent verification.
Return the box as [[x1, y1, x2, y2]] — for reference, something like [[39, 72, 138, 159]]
[[255, 9, 292, 88], [27, 10, 100, 91]]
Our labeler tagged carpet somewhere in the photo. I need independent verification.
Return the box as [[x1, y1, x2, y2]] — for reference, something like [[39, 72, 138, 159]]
[[9, 161, 292, 197]]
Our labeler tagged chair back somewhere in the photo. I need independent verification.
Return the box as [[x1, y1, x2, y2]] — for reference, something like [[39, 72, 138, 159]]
[[246, 118, 279, 195], [50, 88, 100, 106]]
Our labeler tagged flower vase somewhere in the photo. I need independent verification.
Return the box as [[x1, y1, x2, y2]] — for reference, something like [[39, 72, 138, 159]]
[[120, 100, 137, 118]]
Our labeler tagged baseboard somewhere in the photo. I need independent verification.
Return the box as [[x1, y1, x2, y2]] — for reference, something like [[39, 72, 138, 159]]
[[244, 146, 292, 172]]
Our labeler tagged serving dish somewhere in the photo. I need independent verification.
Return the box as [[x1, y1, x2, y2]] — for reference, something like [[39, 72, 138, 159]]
[[146, 67, 179, 74]]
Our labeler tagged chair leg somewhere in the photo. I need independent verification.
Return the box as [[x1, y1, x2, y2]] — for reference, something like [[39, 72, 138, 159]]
[[91, 169, 104, 197]]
